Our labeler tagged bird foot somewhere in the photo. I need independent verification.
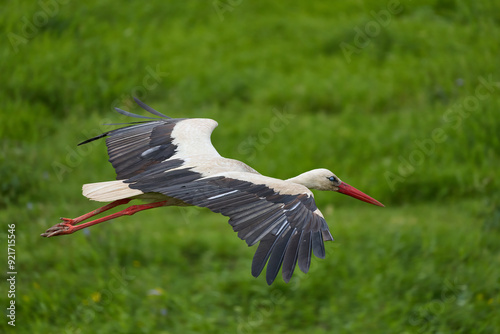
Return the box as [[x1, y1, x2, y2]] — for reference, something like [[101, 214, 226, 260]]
[[41, 222, 75, 238], [59, 217, 75, 224]]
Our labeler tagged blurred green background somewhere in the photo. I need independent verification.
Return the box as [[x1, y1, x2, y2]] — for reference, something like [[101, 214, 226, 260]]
[[1, 0, 499, 333]]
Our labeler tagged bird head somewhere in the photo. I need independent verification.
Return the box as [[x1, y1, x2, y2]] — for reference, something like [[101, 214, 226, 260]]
[[289, 168, 385, 207]]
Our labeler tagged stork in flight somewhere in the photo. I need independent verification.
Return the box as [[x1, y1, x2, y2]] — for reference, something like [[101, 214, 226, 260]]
[[42, 98, 384, 285]]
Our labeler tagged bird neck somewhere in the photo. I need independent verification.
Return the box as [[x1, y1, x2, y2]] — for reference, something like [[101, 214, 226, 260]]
[[286, 170, 327, 190]]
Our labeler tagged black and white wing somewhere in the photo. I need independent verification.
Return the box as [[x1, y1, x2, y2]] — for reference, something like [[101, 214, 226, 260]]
[[79, 98, 220, 180], [124, 168, 334, 285]]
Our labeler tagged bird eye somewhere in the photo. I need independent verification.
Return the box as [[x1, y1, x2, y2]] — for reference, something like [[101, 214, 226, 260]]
[[328, 176, 337, 183]]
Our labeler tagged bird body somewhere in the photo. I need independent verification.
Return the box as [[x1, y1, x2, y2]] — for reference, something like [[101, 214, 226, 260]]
[[42, 98, 384, 285]]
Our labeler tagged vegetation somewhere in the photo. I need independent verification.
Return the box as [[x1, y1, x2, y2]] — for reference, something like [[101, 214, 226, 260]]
[[1, 0, 499, 333]]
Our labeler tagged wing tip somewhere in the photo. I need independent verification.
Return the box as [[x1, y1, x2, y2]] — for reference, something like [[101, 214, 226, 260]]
[[112, 98, 171, 120], [114, 106, 158, 120], [78, 132, 109, 146], [322, 230, 334, 242], [133, 97, 171, 119]]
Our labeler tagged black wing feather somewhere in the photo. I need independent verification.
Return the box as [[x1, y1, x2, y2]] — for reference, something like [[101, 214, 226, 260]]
[[78, 99, 179, 179], [133, 97, 171, 118], [282, 229, 302, 283], [251, 234, 279, 278], [114, 107, 159, 120], [125, 170, 332, 285], [297, 231, 313, 273], [266, 226, 294, 285]]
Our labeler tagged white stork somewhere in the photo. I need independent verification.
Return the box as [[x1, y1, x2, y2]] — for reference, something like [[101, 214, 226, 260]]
[[42, 98, 384, 285]]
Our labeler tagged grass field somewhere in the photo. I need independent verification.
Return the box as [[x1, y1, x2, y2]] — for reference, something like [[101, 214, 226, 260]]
[[1, 0, 500, 333]]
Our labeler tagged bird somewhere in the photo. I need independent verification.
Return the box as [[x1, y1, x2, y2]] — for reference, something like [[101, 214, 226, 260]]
[[41, 98, 384, 285]]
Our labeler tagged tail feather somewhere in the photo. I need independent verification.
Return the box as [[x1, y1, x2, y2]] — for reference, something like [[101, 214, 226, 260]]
[[82, 180, 143, 202]]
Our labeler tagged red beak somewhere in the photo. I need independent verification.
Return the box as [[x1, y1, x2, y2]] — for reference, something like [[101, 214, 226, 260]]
[[337, 182, 385, 207]]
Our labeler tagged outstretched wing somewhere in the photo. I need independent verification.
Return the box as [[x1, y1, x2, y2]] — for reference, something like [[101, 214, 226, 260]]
[[79, 98, 220, 180], [125, 167, 334, 285]]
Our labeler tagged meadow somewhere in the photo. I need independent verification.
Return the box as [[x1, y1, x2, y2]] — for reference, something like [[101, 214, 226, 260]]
[[1, 0, 499, 333]]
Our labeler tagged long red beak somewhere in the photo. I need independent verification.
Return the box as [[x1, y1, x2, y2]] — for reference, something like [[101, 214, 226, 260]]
[[337, 182, 385, 207]]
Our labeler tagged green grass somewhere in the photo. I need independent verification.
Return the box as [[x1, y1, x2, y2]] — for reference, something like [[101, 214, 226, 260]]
[[1, 0, 500, 333]]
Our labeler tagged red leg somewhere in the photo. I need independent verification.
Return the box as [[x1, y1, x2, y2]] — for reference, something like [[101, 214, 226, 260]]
[[41, 201, 168, 238], [59, 198, 132, 225]]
